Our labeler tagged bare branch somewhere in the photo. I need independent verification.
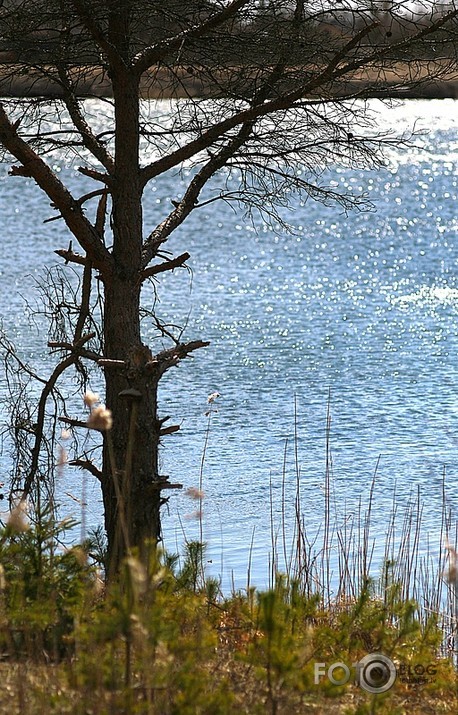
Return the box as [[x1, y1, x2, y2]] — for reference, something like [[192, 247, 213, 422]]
[[146, 339, 210, 377], [49, 332, 96, 349], [59, 416, 88, 430], [0, 103, 113, 273], [69, 0, 124, 70], [142, 123, 253, 264], [133, 0, 252, 74], [140, 252, 190, 282], [78, 166, 112, 184], [55, 248, 88, 266], [160, 424, 180, 436], [139, 10, 458, 188], [149, 481, 183, 491], [95, 191, 108, 239], [139, 25, 380, 187], [21, 353, 77, 500], [47, 337, 102, 363], [45, 189, 109, 224], [69, 458, 104, 482], [79, 188, 110, 206], [74, 267, 93, 344], [318, 9, 458, 93], [98, 358, 126, 369], [18, 327, 102, 498], [56, 64, 116, 173], [0, 333, 48, 386]]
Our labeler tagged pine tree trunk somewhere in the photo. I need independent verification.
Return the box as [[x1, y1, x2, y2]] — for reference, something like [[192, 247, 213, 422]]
[[102, 279, 162, 576], [101, 56, 161, 575]]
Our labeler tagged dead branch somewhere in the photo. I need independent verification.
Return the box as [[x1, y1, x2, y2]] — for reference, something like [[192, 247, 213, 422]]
[[56, 63, 116, 173], [21, 354, 77, 500], [98, 358, 126, 369], [95, 192, 108, 239], [0, 103, 113, 273], [55, 248, 88, 266], [48, 341, 101, 363], [69, 458, 103, 482], [9, 164, 32, 177], [59, 416, 88, 430], [78, 166, 112, 184], [133, 0, 251, 74], [79, 188, 110, 206], [48, 332, 96, 349], [147, 339, 210, 376], [149, 481, 183, 491], [151, 316, 182, 346], [0, 333, 47, 385], [142, 124, 253, 265], [74, 263, 93, 342], [140, 252, 190, 282], [160, 424, 180, 436], [19, 330, 101, 499]]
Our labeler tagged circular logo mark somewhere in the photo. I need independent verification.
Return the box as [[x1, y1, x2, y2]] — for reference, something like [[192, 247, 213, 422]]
[[356, 654, 397, 694]]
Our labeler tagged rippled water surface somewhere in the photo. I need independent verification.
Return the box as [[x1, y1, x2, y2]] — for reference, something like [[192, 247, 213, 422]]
[[0, 99, 457, 589]]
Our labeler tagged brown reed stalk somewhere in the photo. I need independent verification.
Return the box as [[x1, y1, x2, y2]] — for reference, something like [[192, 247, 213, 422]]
[[322, 389, 332, 606]]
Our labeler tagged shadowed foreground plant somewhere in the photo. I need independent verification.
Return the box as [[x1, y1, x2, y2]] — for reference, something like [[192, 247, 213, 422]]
[[0, 506, 94, 660], [70, 545, 234, 714]]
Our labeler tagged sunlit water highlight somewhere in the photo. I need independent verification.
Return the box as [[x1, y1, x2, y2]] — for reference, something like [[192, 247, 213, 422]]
[[0, 99, 457, 591]]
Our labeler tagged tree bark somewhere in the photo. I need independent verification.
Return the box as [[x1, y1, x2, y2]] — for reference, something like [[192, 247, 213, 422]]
[[102, 280, 162, 575], [102, 46, 161, 574]]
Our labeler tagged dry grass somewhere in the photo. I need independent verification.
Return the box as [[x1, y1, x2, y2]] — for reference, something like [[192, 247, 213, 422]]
[[0, 653, 455, 715]]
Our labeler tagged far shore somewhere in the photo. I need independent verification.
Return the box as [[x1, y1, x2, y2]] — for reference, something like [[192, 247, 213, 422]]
[[0, 62, 457, 100]]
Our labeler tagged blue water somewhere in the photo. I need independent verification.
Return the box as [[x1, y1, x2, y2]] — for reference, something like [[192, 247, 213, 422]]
[[0, 99, 457, 590]]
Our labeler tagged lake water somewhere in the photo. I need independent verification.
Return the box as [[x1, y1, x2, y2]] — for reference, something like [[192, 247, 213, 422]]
[[0, 98, 457, 591]]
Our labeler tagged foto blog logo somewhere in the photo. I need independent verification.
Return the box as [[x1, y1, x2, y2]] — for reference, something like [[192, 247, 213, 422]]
[[314, 653, 397, 694]]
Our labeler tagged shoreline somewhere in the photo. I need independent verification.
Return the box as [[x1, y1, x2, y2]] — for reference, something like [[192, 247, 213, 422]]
[[0, 63, 457, 99]]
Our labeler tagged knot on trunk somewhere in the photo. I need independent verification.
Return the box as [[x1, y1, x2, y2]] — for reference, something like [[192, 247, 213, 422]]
[[126, 343, 153, 381]]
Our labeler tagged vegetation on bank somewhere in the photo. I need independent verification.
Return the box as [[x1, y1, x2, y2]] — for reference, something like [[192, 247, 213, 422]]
[[0, 499, 456, 715]]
